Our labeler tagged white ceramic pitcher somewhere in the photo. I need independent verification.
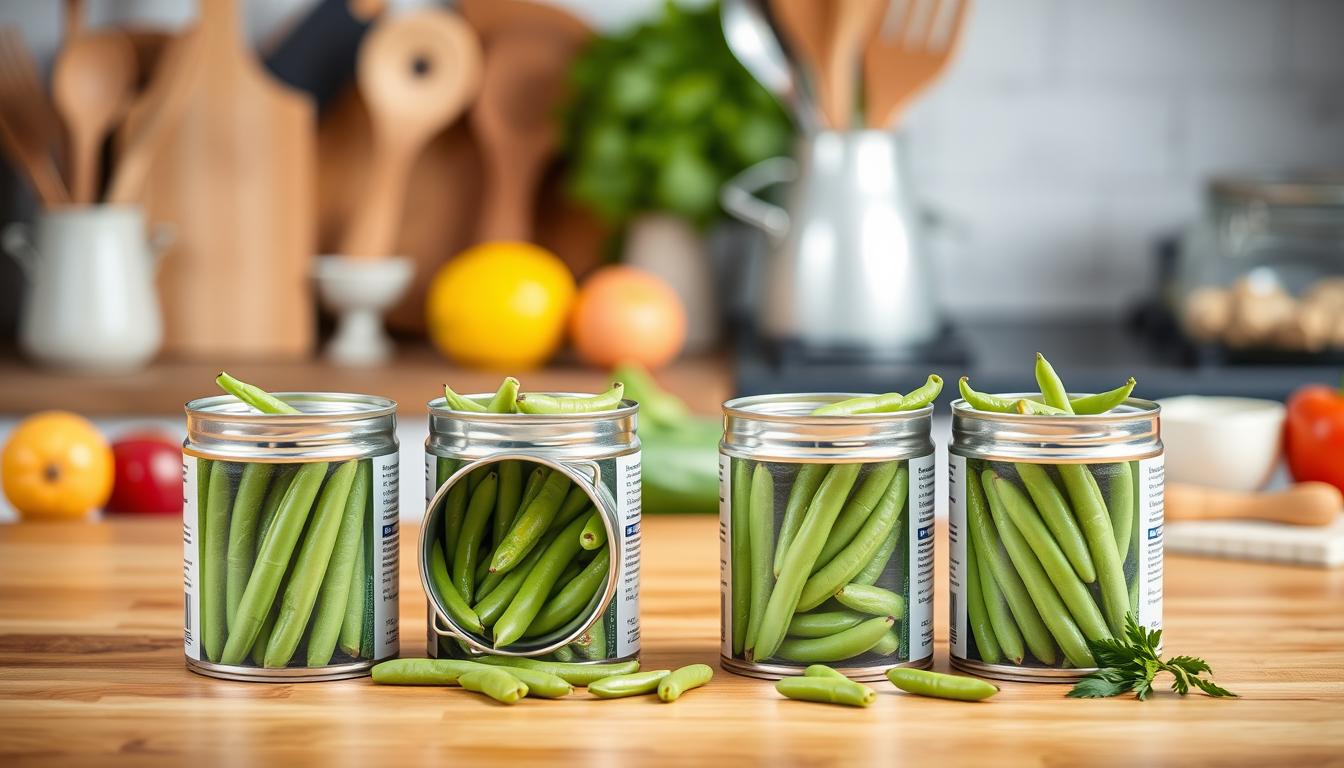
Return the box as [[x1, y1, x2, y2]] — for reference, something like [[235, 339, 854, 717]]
[[3, 206, 167, 372]]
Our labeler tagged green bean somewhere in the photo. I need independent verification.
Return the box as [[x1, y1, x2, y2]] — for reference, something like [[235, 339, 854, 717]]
[[1014, 399, 1068, 416], [958, 377, 1019, 413], [499, 665, 573, 698], [551, 645, 576, 662], [476, 655, 640, 686], [493, 460, 522, 548], [776, 616, 893, 662], [989, 474, 1109, 642], [963, 521, 1001, 665], [1107, 462, 1134, 564], [474, 542, 547, 627], [428, 538, 485, 635], [440, 475, 468, 570], [1058, 463, 1128, 635], [372, 658, 483, 685], [775, 676, 875, 707], [551, 557, 586, 597], [752, 463, 862, 661], [775, 464, 826, 577], [201, 461, 232, 663], [554, 488, 594, 531], [886, 668, 999, 701], [526, 546, 609, 637], [516, 382, 624, 414], [453, 472, 498, 600], [339, 519, 365, 658], [899, 374, 944, 410], [811, 392, 905, 416], [851, 527, 898, 587], [981, 470, 1094, 668], [834, 584, 904, 618], [493, 513, 590, 647], [264, 460, 359, 667], [435, 457, 456, 496], [729, 458, 752, 655], [577, 614, 607, 659], [787, 610, 868, 638], [804, 664, 849, 679], [1070, 378, 1137, 415], [872, 629, 900, 656], [443, 385, 487, 412], [491, 470, 571, 574], [798, 468, 907, 611], [657, 664, 713, 702], [964, 464, 1052, 664], [1015, 463, 1095, 584], [580, 509, 606, 550], [589, 669, 670, 699], [216, 372, 302, 415], [517, 466, 549, 515], [225, 463, 272, 629], [1034, 353, 1074, 415], [971, 514, 1021, 664], [307, 460, 370, 666], [458, 668, 528, 704], [814, 462, 900, 570], [250, 574, 285, 666], [255, 466, 297, 551], [744, 463, 775, 652], [486, 377, 520, 413]]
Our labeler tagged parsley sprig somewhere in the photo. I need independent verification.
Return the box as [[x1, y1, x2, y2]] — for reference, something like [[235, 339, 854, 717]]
[[1067, 614, 1237, 700]]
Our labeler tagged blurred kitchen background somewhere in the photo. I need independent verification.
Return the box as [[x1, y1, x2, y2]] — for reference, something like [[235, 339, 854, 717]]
[[1, 0, 1342, 543]]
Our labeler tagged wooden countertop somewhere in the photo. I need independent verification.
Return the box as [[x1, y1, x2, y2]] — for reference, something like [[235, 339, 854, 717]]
[[2, 516, 1342, 765], [0, 349, 732, 417]]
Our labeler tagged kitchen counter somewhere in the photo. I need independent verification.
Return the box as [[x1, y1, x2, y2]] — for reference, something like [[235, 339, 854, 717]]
[[2, 516, 1342, 765]]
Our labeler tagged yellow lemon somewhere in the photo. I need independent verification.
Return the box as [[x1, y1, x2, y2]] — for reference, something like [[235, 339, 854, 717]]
[[426, 242, 576, 369]]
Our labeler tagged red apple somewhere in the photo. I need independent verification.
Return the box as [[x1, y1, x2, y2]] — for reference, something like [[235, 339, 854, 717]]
[[108, 432, 182, 515]]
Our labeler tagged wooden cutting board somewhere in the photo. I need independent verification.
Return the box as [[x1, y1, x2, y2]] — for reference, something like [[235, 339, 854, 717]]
[[122, 0, 316, 358]]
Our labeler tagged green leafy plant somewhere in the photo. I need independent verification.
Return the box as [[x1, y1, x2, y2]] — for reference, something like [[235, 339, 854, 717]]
[[1067, 614, 1237, 700], [560, 2, 793, 227]]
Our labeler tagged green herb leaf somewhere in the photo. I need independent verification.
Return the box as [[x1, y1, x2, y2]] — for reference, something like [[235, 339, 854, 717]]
[[1066, 677, 1127, 699], [1066, 613, 1237, 701]]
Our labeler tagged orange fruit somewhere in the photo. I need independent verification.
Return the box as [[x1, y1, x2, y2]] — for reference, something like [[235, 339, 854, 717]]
[[426, 242, 576, 369], [570, 266, 686, 370], [2, 411, 114, 519]]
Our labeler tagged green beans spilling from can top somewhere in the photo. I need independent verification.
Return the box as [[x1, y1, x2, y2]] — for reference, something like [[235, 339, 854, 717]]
[[727, 377, 941, 670], [205, 373, 378, 670], [957, 355, 1145, 670]]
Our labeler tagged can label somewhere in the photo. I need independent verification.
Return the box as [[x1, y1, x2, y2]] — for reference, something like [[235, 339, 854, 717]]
[[949, 453, 1163, 671], [426, 449, 641, 661], [183, 453, 400, 669], [719, 453, 936, 670]]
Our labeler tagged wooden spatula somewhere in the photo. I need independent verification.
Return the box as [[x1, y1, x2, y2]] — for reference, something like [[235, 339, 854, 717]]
[[0, 27, 69, 205], [53, 30, 137, 203], [1167, 482, 1343, 527], [340, 9, 482, 259], [864, 0, 970, 129]]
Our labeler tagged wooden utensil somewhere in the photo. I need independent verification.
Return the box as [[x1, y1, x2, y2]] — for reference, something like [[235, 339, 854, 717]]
[[118, 0, 317, 358], [863, 0, 970, 129], [53, 30, 137, 203], [769, 0, 831, 127], [1167, 482, 1343, 527], [825, 0, 885, 129], [106, 29, 200, 205], [339, 9, 482, 259], [0, 27, 69, 205]]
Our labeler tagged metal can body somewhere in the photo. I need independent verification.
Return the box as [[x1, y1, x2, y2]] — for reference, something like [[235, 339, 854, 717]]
[[719, 393, 936, 681], [948, 397, 1164, 683], [182, 393, 400, 682], [423, 396, 641, 663]]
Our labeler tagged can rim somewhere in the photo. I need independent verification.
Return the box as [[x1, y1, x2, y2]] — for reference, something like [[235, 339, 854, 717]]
[[185, 392, 398, 421], [427, 395, 639, 421], [722, 392, 935, 423], [950, 395, 1161, 422]]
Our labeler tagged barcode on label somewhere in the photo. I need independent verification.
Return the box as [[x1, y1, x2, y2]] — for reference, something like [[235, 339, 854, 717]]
[[949, 589, 958, 649], [184, 592, 193, 643]]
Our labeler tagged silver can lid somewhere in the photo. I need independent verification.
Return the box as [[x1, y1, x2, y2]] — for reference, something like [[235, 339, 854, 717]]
[[185, 392, 398, 462], [950, 396, 1162, 463], [721, 392, 934, 463]]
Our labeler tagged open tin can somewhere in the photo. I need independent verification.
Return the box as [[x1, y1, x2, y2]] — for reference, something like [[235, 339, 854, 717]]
[[182, 392, 400, 682], [422, 395, 641, 663], [719, 393, 937, 681], [948, 396, 1164, 683]]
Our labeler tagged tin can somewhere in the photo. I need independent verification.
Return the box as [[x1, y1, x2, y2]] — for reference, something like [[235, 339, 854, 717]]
[[422, 395, 640, 663], [948, 396, 1164, 683], [183, 392, 400, 681], [719, 393, 936, 681]]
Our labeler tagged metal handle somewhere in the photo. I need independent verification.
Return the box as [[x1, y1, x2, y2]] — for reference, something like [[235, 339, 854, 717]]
[[720, 156, 796, 239], [1, 223, 37, 278]]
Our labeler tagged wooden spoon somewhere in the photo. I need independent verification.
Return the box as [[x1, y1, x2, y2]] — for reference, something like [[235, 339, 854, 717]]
[[0, 27, 69, 205], [1167, 482, 1343, 527], [770, 0, 832, 127], [340, 9, 482, 259], [53, 29, 137, 203], [824, 0, 885, 130]]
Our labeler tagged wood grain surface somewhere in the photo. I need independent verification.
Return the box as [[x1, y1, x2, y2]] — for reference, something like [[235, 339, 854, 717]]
[[1, 516, 1342, 766]]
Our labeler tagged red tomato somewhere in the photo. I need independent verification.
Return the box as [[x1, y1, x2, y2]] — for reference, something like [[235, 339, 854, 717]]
[[1284, 382, 1344, 494], [107, 432, 183, 515]]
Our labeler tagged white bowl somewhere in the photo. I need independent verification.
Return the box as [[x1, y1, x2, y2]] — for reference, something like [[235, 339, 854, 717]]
[[1157, 396, 1286, 491]]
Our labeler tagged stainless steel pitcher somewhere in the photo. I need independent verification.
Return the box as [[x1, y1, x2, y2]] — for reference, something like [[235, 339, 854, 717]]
[[722, 131, 941, 354]]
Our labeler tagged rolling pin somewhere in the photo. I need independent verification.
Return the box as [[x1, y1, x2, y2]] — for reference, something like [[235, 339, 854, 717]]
[[1166, 482, 1343, 527]]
